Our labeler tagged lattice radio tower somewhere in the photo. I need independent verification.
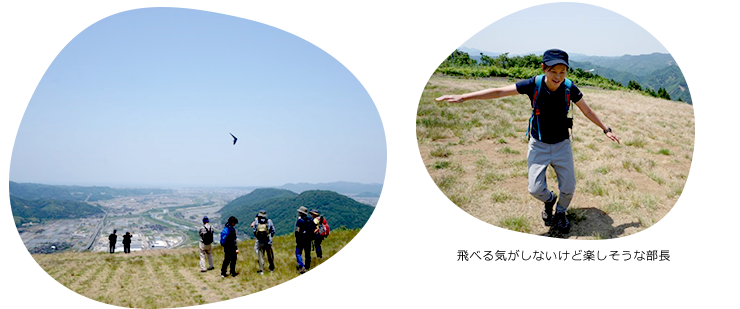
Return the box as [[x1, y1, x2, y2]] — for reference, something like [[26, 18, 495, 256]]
[[429, 2, 452, 51]]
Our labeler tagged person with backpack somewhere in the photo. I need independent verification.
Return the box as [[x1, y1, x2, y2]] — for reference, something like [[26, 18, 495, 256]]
[[108, 230, 117, 253], [252, 210, 275, 274], [294, 206, 315, 273], [122, 232, 132, 254], [198, 216, 215, 272], [436, 49, 620, 235], [220, 216, 239, 278], [249, 213, 260, 255], [310, 210, 329, 259]]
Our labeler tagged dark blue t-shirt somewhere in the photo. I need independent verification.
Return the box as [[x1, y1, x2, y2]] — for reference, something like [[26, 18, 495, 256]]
[[516, 76, 583, 144]]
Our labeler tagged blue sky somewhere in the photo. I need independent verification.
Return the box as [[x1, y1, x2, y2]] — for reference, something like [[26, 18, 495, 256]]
[[461, 3, 670, 57], [9, 8, 386, 188]]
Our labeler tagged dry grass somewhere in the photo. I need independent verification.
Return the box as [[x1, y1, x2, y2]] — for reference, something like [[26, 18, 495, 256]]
[[419, 75, 694, 239], [32, 229, 359, 308]]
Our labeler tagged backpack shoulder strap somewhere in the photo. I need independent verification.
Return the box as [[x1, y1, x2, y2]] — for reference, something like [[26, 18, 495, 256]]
[[527, 74, 545, 140], [563, 78, 573, 118], [533, 74, 544, 108]]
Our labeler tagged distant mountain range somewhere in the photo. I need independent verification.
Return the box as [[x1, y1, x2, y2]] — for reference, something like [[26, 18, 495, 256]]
[[11, 181, 383, 197], [458, 47, 591, 60], [569, 53, 676, 76], [217, 188, 374, 236], [458, 48, 691, 103], [9, 181, 174, 202], [277, 181, 383, 195], [569, 53, 691, 103]]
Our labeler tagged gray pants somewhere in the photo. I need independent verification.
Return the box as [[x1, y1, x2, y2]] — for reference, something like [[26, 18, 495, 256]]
[[199, 242, 214, 271], [527, 138, 576, 213]]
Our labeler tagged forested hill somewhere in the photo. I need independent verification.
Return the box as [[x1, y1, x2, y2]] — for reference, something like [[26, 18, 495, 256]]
[[218, 189, 374, 236], [218, 188, 298, 216], [10, 195, 104, 226], [569, 54, 691, 104], [9, 181, 174, 202]]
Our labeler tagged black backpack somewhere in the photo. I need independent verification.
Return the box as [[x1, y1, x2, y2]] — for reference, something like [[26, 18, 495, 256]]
[[201, 225, 214, 245]]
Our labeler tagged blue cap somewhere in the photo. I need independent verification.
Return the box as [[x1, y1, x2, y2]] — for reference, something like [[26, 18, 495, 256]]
[[202, 216, 209, 223]]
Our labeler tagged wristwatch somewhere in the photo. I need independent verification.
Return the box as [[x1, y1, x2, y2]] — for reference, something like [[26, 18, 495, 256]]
[[603, 127, 612, 134]]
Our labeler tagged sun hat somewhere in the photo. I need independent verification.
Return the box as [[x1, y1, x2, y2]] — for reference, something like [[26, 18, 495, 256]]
[[258, 210, 267, 218], [297, 206, 308, 215], [309, 209, 319, 216], [542, 49, 569, 68]]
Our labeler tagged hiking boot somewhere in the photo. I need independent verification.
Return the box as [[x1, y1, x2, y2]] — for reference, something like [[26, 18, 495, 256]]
[[200, 270, 207, 273], [542, 196, 557, 226], [231, 272, 239, 277], [553, 212, 570, 234], [221, 274, 227, 278], [207, 266, 214, 271], [298, 267, 307, 274]]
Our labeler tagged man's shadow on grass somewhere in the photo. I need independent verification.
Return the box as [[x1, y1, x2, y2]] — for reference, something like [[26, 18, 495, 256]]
[[540, 207, 641, 239]]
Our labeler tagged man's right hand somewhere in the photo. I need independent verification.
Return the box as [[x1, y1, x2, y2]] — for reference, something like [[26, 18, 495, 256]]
[[435, 95, 465, 103]]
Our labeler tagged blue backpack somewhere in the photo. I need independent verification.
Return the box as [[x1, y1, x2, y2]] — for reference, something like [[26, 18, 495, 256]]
[[220, 226, 229, 246], [526, 74, 573, 140]]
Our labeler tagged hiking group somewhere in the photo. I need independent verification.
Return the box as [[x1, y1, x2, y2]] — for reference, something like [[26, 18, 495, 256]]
[[197, 206, 330, 278], [436, 49, 620, 235]]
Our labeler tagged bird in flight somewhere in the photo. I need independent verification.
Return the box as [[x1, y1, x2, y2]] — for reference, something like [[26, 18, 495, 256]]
[[230, 133, 237, 145]]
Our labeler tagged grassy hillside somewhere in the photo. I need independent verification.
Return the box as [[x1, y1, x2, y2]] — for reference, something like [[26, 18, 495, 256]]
[[219, 190, 374, 236], [11, 195, 104, 226], [32, 228, 359, 308], [418, 75, 693, 239]]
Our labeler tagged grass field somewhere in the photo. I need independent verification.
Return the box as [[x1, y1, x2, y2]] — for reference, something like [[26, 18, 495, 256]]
[[417, 75, 694, 239], [33, 229, 358, 308]]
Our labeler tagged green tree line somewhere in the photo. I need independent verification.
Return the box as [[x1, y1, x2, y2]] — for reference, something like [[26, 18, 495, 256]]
[[438, 50, 674, 101]]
